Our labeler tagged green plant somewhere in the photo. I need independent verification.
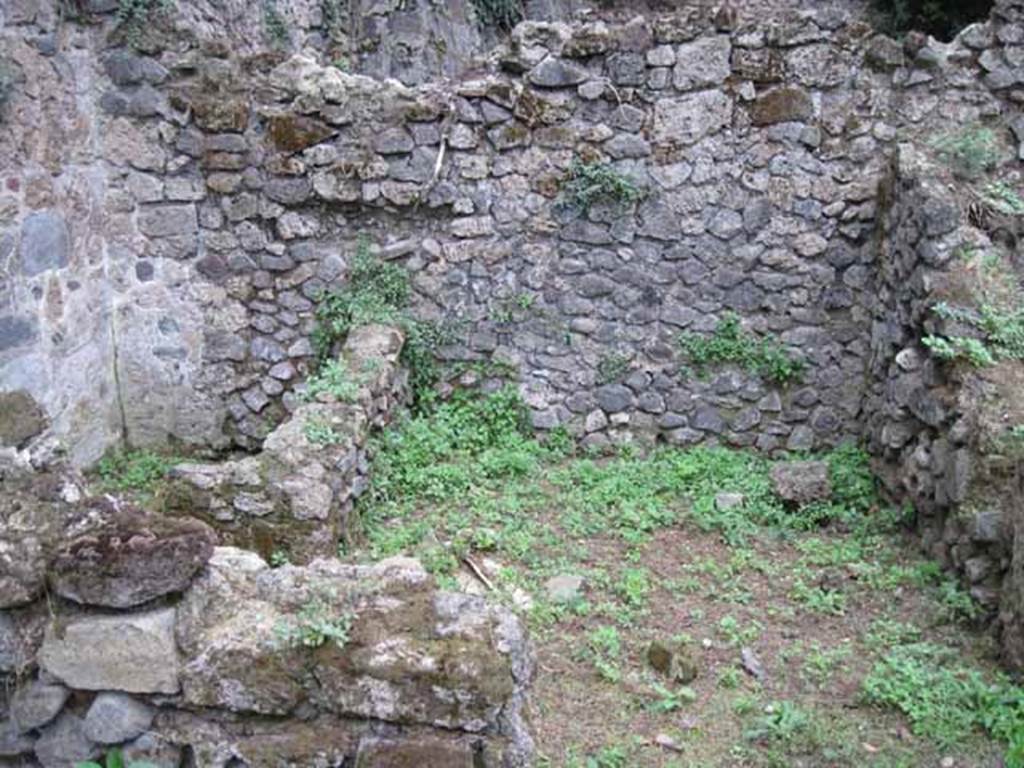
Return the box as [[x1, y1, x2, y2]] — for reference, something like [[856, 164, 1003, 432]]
[[744, 700, 812, 744], [864, 642, 1024, 758], [931, 125, 1001, 179], [923, 296, 1024, 367], [469, 0, 524, 31], [263, 0, 290, 46], [648, 682, 697, 713], [275, 591, 353, 649], [269, 550, 290, 568], [584, 625, 623, 683], [790, 580, 846, 615], [559, 157, 643, 215], [303, 416, 345, 445], [115, 0, 173, 47], [76, 749, 157, 768], [304, 359, 361, 402], [95, 450, 179, 499], [597, 351, 631, 385], [678, 313, 804, 385], [982, 180, 1024, 214], [311, 239, 443, 407]]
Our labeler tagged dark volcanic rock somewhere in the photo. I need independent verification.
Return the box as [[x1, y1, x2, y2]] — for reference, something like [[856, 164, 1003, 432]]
[[48, 515, 216, 609], [770, 460, 832, 505]]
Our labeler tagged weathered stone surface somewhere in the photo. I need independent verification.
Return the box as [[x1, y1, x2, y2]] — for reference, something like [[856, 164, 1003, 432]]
[[355, 734, 477, 767], [653, 90, 732, 145], [529, 57, 589, 87], [268, 113, 334, 152], [0, 390, 47, 448], [0, 719, 35, 758], [750, 87, 814, 125], [174, 549, 532, 761], [39, 608, 181, 694], [10, 681, 69, 733], [34, 713, 100, 768], [770, 461, 832, 504], [673, 35, 731, 90], [83, 693, 154, 745], [19, 211, 70, 276], [49, 514, 216, 608], [0, 315, 39, 353]]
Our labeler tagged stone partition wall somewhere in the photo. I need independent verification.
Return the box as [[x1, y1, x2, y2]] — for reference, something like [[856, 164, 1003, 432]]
[[0, 475, 533, 766], [3, 0, 904, 461]]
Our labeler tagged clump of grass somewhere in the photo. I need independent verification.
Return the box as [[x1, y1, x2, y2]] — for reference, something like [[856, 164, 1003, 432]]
[[94, 449, 180, 500], [678, 312, 805, 385], [559, 157, 644, 215], [922, 251, 1024, 367], [863, 642, 1024, 762], [274, 591, 353, 649], [931, 125, 1002, 179]]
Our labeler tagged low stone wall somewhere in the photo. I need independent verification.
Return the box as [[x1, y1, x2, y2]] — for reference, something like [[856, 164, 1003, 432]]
[[865, 143, 1024, 667], [162, 323, 408, 563], [0, 464, 533, 767]]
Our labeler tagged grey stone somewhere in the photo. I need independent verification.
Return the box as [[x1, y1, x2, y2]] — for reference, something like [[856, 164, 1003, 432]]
[[692, 405, 725, 433], [19, 210, 70, 276], [715, 492, 745, 511], [740, 647, 765, 680], [673, 35, 731, 90], [544, 574, 584, 603], [529, 57, 589, 87], [770, 460, 831, 504], [653, 90, 732, 145], [596, 385, 633, 413], [34, 713, 100, 768], [0, 719, 35, 757], [39, 608, 181, 694], [138, 204, 197, 237], [607, 52, 646, 85], [970, 510, 1004, 543], [11, 681, 69, 733], [103, 50, 168, 85], [373, 128, 415, 155], [83, 693, 154, 745]]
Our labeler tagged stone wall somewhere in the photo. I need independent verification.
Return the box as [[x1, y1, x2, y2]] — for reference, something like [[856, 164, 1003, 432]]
[[3, 0, 904, 461], [0, 465, 533, 767]]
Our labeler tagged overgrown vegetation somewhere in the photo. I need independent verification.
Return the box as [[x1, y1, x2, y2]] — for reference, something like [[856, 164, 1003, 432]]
[[864, 642, 1024, 762], [870, 0, 994, 41], [559, 157, 644, 215], [469, 0, 524, 31], [94, 449, 180, 500], [931, 125, 1002, 179], [922, 250, 1024, 367], [678, 312, 805, 385], [340, 384, 1019, 765], [312, 238, 443, 408]]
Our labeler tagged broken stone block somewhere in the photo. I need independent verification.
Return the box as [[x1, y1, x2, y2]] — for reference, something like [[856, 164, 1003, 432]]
[[48, 515, 216, 608], [39, 608, 180, 694], [770, 461, 832, 505], [647, 639, 698, 683]]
